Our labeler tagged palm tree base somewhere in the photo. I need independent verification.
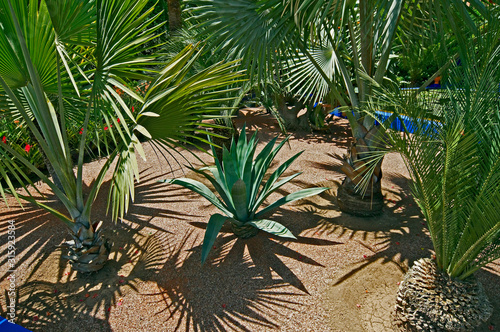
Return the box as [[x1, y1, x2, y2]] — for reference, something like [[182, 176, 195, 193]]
[[395, 258, 492, 331], [66, 239, 111, 273], [62, 222, 111, 273], [231, 223, 259, 239], [336, 184, 383, 217]]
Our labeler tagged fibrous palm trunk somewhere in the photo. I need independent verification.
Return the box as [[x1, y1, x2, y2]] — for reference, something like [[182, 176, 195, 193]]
[[275, 94, 308, 130], [395, 258, 492, 331]]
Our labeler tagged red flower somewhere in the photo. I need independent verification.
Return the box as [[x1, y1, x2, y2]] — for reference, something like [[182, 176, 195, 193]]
[[1, 136, 6, 143], [24, 144, 31, 153], [104, 126, 109, 131], [117, 118, 120, 123], [131, 106, 135, 112], [79, 128, 83, 135]]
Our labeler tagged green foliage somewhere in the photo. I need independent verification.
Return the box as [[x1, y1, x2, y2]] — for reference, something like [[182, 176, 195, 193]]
[[162, 126, 328, 263], [362, 12, 500, 280], [0, 117, 44, 175], [0, 0, 243, 229]]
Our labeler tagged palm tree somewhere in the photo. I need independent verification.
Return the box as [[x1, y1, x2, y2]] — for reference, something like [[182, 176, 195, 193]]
[[188, 0, 489, 216], [0, 0, 242, 273], [360, 9, 500, 329]]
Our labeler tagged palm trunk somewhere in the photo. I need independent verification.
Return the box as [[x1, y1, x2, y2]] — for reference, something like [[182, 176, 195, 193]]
[[336, 4, 385, 217], [395, 258, 492, 331], [62, 220, 111, 273], [167, 0, 182, 32], [336, 121, 384, 216], [275, 94, 308, 130]]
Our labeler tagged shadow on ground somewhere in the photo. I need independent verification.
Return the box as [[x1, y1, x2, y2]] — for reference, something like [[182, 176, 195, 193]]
[[0, 164, 342, 331]]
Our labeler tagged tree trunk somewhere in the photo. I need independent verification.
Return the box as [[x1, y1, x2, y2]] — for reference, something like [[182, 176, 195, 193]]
[[336, 122, 384, 217], [275, 94, 309, 130], [61, 220, 111, 273], [167, 0, 182, 32], [395, 258, 492, 331]]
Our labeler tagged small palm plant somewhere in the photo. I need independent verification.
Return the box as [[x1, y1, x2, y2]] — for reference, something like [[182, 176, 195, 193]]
[[162, 126, 328, 263], [360, 15, 500, 329], [0, 0, 242, 273]]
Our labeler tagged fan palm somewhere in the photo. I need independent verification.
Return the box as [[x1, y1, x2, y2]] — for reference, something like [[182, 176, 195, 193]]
[[188, 0, 490, 216], [0, 0, 243, 273], [359, 9, 500, 329]]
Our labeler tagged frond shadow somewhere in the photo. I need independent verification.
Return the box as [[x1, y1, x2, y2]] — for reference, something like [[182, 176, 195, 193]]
[[144, 229, 318, 331]]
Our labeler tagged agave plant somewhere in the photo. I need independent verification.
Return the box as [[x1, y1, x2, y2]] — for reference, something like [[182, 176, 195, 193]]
[[360, 9, 500, 329], [162, 126, 328, 263], [0, 0, 242, 273]]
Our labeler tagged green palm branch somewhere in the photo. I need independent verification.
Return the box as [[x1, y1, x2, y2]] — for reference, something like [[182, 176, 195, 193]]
[[361, 12, 500, 279], [0, 0, 243, 272]]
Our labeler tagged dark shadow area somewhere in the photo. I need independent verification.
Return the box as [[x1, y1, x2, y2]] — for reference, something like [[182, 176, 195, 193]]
[[144, 231, 301, 331], [304, 152, 345, 174], [0, 161, 341, 331], [0, 218, 161, 331], [144, 215, 341, 332], [275, 171, 434, 283], [0, 166, 198, 330], [233, 108, 352, 148]]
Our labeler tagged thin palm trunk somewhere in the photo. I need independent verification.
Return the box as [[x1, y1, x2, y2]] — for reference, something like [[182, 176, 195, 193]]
[[167, 0, 182, 32]]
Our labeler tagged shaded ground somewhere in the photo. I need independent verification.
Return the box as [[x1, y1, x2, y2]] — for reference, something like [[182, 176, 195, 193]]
[[0, 108, 498, 331]]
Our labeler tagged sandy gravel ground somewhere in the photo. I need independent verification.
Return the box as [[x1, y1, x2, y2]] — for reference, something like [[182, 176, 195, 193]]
[[0, 108, 499, 331]]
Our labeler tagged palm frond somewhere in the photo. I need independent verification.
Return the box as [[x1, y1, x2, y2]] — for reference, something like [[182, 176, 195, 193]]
[[362, 14, 500, 279]]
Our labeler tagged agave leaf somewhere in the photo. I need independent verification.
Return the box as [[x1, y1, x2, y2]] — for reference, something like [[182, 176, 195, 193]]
[[249, 135, 283, 206], [221, 145, 240, 189], [255, 187, 329, 219], [190, 166, 234, 210], [161, 178, 234, 218], [242, 130, 258, 186], [253, 151, 304, 211], [231, 179, 248, 221], [208, 135, 228, 185], [252, 172, 303, 214], [201, 213, 227, 264], [235, 124, 247, 164], [248, 219, 296, 239]]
